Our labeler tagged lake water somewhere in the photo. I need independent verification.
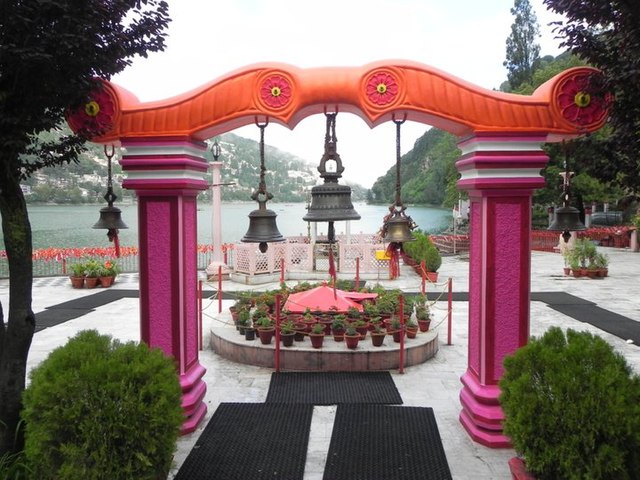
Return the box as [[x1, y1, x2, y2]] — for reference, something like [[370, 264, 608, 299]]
[[8, 203, 452, 250]]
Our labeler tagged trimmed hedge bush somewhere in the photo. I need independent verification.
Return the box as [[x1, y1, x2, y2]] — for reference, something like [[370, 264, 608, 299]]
[[22, 330, 184, 480], [499, 327, 640, 480]]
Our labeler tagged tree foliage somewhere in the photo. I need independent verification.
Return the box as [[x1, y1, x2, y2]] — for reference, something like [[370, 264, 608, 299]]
[[0, 0, 170, 456], [543, 0, 640, 193], [504, 0, 541, 90]]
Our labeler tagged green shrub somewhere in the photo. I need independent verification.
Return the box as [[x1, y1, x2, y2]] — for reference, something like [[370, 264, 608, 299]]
[[499, 327, 640, 480], [403, 230, 442, 272], [22, 330, 184, 480]]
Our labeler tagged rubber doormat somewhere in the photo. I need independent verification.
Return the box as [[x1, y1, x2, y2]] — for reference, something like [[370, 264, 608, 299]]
[[173, 403, 313, 480], [323, 404, 452, 480], [265, 371, 403, 405], [550, 303, 640, 345]]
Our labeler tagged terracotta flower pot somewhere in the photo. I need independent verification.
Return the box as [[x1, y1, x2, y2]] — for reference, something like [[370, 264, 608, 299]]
[[392, 328, 405, 343], [257, 327, 275, 345], [84, 277, 99, 289], [345, 334, 360, 350], [370, 332, 385, 347], [332, 328, 345, 342], [406, 326, 418, 339], [309, 333, 324, 349], [417, 319, 431, 332], [69, 276, 85, 289], [280, 332, 295, 347], [99, 276, 115, 287]]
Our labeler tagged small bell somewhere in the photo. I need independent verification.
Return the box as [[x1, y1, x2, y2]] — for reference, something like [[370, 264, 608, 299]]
[[381, 115, 416, 245], [383, 213, 415, 244], [241, 119, 284, 252]]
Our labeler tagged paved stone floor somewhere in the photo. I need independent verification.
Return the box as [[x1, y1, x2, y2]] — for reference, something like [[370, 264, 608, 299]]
[[2, 247, 638, 479]]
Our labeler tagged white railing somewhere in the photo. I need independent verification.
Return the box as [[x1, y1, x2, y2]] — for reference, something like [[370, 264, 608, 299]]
[[232, 237, 388, 276]]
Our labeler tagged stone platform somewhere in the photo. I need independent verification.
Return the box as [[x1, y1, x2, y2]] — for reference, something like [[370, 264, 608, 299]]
[[210, 323, 440, 371]]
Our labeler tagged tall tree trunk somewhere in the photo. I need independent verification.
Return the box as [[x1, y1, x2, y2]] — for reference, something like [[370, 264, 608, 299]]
[[0, 162, 35, 455]]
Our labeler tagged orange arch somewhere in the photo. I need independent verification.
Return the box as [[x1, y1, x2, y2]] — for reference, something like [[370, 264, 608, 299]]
[[67, 60, 609, 143]]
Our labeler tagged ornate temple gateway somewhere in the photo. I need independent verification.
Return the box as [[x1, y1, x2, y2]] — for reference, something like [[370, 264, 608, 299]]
[[67, 61, 608, 445]]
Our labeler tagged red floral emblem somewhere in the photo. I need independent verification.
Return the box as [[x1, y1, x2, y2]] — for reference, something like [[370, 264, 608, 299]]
[[366, 72, 399, 106], [260, 75, 292, 109], [557, 73, 608, 127], [66, 83, 117, 138]]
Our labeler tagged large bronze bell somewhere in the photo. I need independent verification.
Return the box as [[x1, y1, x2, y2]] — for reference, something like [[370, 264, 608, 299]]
[[93, 205, 128, 230], [383, 213, 415, 244], [303, 113, 360, 230], [241, 196, 285, 253], [303, 183, 361, 223], [548, 205, 586, 242]]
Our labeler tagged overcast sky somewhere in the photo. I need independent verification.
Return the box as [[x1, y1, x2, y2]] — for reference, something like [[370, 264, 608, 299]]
[[112, 0, 565, 188]]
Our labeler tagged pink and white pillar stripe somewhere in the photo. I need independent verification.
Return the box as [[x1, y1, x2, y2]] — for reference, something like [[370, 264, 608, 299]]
[[456, 134, 549, 448], [121, 137, 209, 434]]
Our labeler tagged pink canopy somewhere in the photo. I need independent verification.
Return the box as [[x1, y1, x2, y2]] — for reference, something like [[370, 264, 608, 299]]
[[283, 284, 378, 313]]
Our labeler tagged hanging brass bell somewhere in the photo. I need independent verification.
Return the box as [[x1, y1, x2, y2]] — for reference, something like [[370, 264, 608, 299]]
[[383, 214, 415, 244], [303, 183, 361, 223], [548, 205, 586, 233], [303, 113, 360, 226], [93, 205, 128, 230], [241, 200, 284, 253], [548, 205, 586, 243]]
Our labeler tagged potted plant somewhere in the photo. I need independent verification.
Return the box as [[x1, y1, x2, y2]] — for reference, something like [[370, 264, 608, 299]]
[[98, 260, 119, 287], [331, 315, 347, 342], [309, 323, 325, 349], [347, 306, 362, 321], [362, 301, 379, 322], [318, 313, 333, 335], [303, 308, 316, 332], [594, 251, 609, 277], [405, 318, 418, 339], [83, 259, 101, 288], [352, 318, 369, 339], [69, 262, 86, 289], [236, 309, 251, 335], [499, 327, 640, 480], [344, 325, 360, 350], [370, 323, 386, 347], [390, 317, 404, 343], [415, 303, 431, 332], [255, 316, 275, 345], [280, 320, 296, 347]]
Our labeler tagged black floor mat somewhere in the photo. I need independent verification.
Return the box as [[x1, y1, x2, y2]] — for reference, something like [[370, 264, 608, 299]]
[[531, 292, 595, 305], [323, 404, 452, 480], [550, 304, 640, 345], [265, 371, 403, 405], [174, 403, 313, 480]]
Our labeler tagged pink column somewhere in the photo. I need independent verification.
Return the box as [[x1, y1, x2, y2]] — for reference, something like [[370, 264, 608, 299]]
[[121, 137, 209, 434], [456, 134, 549, 448]]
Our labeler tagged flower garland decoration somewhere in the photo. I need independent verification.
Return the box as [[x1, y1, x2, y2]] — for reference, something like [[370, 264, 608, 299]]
[[366, 71, 399, 106], [556, 72, 608, 127], [259, 74, 292, 109], [66, 82, 118, 138]]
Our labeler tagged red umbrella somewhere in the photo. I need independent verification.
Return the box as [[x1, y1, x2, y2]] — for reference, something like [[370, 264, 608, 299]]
[[283, 284, 377, 313]]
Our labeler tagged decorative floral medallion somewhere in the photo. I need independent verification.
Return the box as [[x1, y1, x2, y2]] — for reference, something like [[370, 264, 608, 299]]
[[66, 80, 118, 138], [259, 74, 292, 109], [365, 71, 400, 106], [555, 70, 609, 128]]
